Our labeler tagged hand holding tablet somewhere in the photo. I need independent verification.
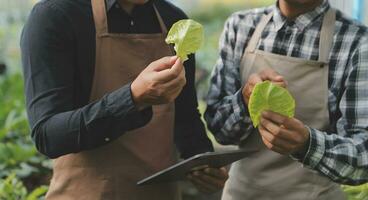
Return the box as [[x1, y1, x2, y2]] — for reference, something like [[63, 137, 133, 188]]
[[137, 149, 256, 185]]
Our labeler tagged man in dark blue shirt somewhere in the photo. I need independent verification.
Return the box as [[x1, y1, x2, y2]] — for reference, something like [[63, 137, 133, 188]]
[[21, 0, 227, 198]]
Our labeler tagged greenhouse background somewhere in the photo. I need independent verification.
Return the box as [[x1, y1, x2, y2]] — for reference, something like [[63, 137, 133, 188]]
[[0, 0, 367, 199]]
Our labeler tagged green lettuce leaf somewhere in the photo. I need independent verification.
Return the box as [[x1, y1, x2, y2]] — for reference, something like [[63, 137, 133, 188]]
[[248, 81, 295, 127], [165, 19, 204, 61]]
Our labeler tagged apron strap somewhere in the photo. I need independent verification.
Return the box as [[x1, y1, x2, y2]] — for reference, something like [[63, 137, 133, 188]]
[[244, 8, 336, 62], [153, 4, 168, 35], [245, 12, 273, 53], [92, 0, 109, 36], [91, 0, 169, 36], [319, 8, 336, 63]]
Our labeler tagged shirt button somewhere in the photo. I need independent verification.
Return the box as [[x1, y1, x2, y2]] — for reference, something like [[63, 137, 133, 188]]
[[105, 137, 110, 142], [130, 20, 134, 26]]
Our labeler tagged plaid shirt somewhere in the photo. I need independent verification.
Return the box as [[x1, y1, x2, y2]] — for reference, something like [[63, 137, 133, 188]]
[[205, 0, 368, 185]]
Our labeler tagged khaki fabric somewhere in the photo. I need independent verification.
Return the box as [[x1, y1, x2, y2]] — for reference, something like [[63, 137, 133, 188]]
[[222, 9, 346, 200]]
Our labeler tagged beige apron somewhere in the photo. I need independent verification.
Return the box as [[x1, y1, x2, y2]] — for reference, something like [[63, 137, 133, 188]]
[[222, 9, 347, 200], [46, 0, 180, 199]]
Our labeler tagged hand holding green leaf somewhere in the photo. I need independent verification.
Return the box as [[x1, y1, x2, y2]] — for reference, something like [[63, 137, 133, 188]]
[[165, 19, 204, 61], [248, 81, 295, 127]]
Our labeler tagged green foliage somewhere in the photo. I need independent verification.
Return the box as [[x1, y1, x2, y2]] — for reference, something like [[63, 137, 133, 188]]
[[248, 81, 295, 127], [166, 19, 204, 61], [0, 72, 51, 178], [0, 73, 28, 139], [0, 173, 47, 200], [0, 70, 50, 198], [343, 184, 368, 200]]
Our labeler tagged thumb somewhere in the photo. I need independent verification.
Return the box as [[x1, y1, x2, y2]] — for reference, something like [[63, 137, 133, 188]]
[[151, 56, 178, 72], [154, 58, 184, 82], [273, 80, 288, 88], [260, 68, 284, 82], [170, 58, 184, 75]]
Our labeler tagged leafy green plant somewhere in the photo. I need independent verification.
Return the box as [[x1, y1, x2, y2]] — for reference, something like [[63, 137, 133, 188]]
[[0, 72, 51, 175], [0, 73, 28, 140], [0, 72, 51, 192], [248, 81, 295, 127], [0, 173, 47, 200], [166, 19, 204, 61], [343, 184, 368, 200]]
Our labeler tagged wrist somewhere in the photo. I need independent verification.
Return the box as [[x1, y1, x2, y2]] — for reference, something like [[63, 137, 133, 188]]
[[293, 126, 311, 158], [296, 141, 309, 157], [130, 81, 147, 110]]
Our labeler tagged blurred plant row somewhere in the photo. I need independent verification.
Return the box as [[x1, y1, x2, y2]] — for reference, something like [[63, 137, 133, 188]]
[[0, 1, 367, 199], [0, 1, 51, 199], [0, 72, 51, 199]]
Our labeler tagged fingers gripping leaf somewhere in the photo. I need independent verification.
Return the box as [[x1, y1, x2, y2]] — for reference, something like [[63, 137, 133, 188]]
[[248, 81, 295, 127], [165, 19, 204, 61]]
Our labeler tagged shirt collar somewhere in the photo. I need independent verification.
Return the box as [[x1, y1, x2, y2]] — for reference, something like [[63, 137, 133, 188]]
[[106, 0, 117, 11], [272, 0, 330, 32], [105, 0, 153, 11]]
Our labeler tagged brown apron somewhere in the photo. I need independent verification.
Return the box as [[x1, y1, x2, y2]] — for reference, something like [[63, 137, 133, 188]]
[[46, 0, 180, 199], [222, 9, 347, 200]]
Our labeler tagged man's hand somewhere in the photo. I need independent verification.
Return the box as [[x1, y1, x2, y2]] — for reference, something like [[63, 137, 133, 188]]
[[243, 68, 287, 105], [187, 167, 228, 193], [131, 56, 186, 108], [258, 111, 310, 155]]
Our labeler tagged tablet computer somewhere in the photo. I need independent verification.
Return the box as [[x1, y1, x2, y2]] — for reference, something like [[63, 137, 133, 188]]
[[137, 149, 256, 186]]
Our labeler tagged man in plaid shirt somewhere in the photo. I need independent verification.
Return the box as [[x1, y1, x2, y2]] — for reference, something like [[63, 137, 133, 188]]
[[205, 0, 367, 195]]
